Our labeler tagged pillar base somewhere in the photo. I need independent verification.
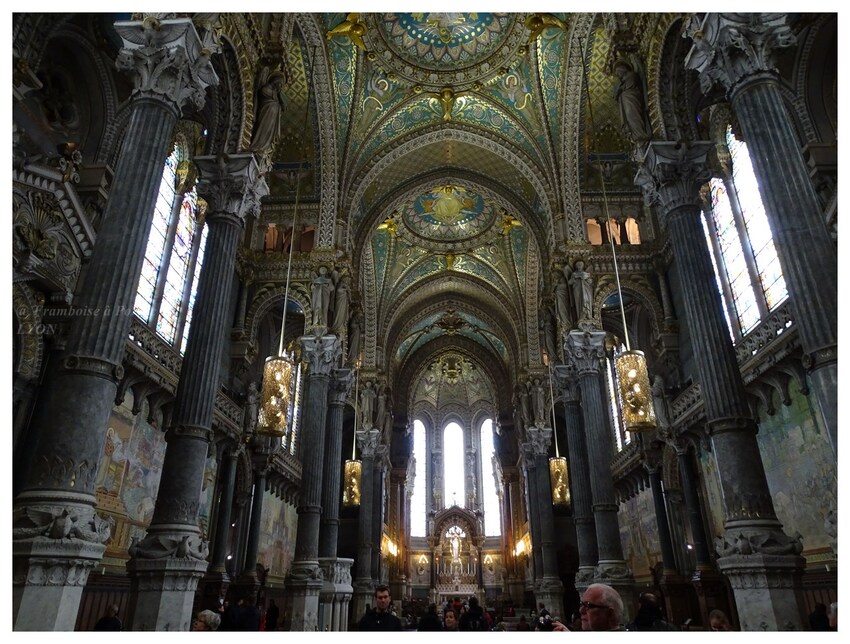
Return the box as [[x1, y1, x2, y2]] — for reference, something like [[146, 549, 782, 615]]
[[717, 553, 804, 631], [574, 566, 596, 594], [126, 556, 208, 631], [13, 537, 105, 631], [535, 577, 565, 620], [691, 567, 734, 629], [286, 561, 324, 631], [595, 561, 635, 623], [318, 557, 353, 632], [351, 578, 375, 627]]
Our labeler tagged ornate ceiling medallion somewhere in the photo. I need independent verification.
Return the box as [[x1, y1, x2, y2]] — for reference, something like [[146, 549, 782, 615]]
[[402, 185, 495, 244], [365, 13, 527, 92]]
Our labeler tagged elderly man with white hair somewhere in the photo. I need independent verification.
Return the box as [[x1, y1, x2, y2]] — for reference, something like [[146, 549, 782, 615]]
[[552, 583, 624, 631]]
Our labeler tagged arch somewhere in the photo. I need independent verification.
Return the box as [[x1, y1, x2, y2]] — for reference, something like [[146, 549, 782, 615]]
[[207, 36, 248, 155], [243, 283, 310, 350], [653, 16, 704, 143]]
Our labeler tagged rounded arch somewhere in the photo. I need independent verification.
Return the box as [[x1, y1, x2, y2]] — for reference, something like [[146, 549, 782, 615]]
[[244, 283, 310, 349], [593, 281, 665, 341], [207, 35, 248, 155], [653, 16, 704, 143]]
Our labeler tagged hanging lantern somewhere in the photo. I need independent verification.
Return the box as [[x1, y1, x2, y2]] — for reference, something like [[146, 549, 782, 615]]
[[549, 456, 570, 507], [614, 349, 656, 432], [342, 458, 362, 507], [256, 355, 294, 436]]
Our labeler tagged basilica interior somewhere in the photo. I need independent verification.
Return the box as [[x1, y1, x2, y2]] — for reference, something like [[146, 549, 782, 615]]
[[11, 12, 838, 632]]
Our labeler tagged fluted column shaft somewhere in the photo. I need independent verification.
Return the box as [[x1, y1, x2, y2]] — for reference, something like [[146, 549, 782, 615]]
[[521, 451, 543, 579], [210, 449, 240, 570], [648, 466, 678, 574], [350, 429, 381, 623], [677, 447, 712, 569], [242, 467, 266, 575], [287, 334, 341, 631], [13, 18, 217, 632], [687, 13, 836, 452], [319, 369, 352, 559], [555, 367, 598, 584], [370, 453, 386, 581]]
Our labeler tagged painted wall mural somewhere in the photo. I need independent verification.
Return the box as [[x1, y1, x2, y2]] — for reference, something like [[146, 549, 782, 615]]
[[618, 488, 661, 581], [257, 492, 299, 580]]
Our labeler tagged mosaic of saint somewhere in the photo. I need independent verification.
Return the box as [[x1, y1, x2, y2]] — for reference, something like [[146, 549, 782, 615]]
[[404, 185, 493, 242]]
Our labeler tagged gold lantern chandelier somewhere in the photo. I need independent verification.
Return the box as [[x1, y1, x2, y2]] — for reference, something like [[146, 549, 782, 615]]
[[342, 353, 362, 507], [546, 357, 570, 507], [580, 43, 656, 433]]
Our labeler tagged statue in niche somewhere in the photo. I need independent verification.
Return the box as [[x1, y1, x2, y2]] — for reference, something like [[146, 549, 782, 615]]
[[651, 374, 671, 429], [613, 59, 652, 143], [529, 378, 547, 427], [541, 306, 558, 363], [250, 67, 287, 155], [567, 260, 593, 321], [243, 381, 259, 432], [310, 265, 335, 328], [331, 271, 351, 336], [553, 270, 572, 329], [347, 306, 362, 365], [517, 385, 532, 429]]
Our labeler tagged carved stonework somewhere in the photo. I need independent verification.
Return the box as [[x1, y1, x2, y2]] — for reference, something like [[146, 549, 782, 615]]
[[13, 502, 113, 544], [300, 334, 341, 377], [356, 428, 382, 459], [329, 368, 353, 405], [714, 528, 802, 558], [636, 142, 712, 217], [684, 14, 795, 97], [554, 364, 580, 403], [113, 18, 219, 114], [564, 330, 607, 376], [129, 532, 209, 562], [195, 153, 268, 224], [525, 427, 552, 457]]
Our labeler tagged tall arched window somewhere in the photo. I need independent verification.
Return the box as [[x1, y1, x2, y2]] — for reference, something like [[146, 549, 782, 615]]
[[701, 125, 788, 341], [443, 422, 465, 507], [409, 419, 427, 537], [133, 140, 209, 354], [479, 419, 501, 536]]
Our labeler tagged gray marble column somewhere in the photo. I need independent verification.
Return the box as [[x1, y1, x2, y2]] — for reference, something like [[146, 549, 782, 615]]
[[370, 452, 387, 582], [12, 18, 217, 632], [554, 365, 599, 590], [565, 331, 634, 613], [286, 334, 341, 631], [199, 444, 241, 608], [686, 13, 837, 454], [676, 444, 712, 571], [126, 153, 266, 630], [318, 369, 353, 632], [645, 451, 678, 575], [350, 428, 381, 623], [241, 442, 274, 591], [526, 427, 565, 619], [520, 444, 543, 581], [638, 140, 804, 630]]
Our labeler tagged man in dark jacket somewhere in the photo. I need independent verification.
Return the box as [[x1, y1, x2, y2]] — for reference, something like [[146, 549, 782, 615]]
[[625, 592, 677, 631], [459, 596, 487, 631], [417, 604, 443, 631], [357, 585, 403, 631]]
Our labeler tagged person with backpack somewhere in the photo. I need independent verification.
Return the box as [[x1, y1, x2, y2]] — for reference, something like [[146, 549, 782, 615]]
[[459, 596, 486, 631]]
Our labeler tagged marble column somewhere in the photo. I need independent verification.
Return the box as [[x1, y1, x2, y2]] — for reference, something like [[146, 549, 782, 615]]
[[286, 334, 341, 631], [526, 427, 565, 620], [240, 440, 275, 598], [200, 444, 242, 609], [554, 365, 599, 591], [350, 428, 381, 624], [677, 441, 732, 627], [520, 444, 543, 581], [638, 141, 804, 630], [125, 152, 265, 630], [11, 18, 217, 631], [686, 13, 837, 455], [565, 331, 634, 617], [370, 453, 387, 582], [318, 369, 353, 631]]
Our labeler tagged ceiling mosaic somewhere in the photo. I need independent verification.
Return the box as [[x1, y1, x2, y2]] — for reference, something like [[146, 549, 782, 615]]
[[411, 352, 496, 409], [402, 185, 493, 243]]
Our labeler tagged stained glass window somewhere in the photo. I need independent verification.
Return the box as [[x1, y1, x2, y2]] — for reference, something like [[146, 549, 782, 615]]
[[480, 419, 501, 536], [133, 143, 208, 355], [700, 126, 788, 340], [443, 422, 465, 507], [410, 419, 427, 537]]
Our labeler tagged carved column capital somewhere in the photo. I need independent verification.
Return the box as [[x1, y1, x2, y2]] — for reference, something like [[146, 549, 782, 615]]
[[635, 141, 713, 220], [684, 13, 795, 99], [195, 154, 268, 225], [328, 368, 353, 406], [355, 428, 382, 459], [113, 18, 218, 114], [525, 427, 552, 457], [300, 335, 341, 377], [553, 364, 580, 403], [564, 330, 607, 376]]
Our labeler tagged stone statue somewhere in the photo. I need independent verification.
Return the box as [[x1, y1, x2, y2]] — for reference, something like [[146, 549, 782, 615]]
[[541, 307, 558, 363], [331, 272, 351, 336], [529, 378, 547, 428], [517, 385, 532, 429], [553, 271, 572, 328], [651, 375, 671, 429], [347, 307, 362, 365], [250, 68, 287, 155], [613, 59, 652, 142], [310, 265, 334, 328], [244, 381, 259, 432], [567, 260, 593, 321]]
